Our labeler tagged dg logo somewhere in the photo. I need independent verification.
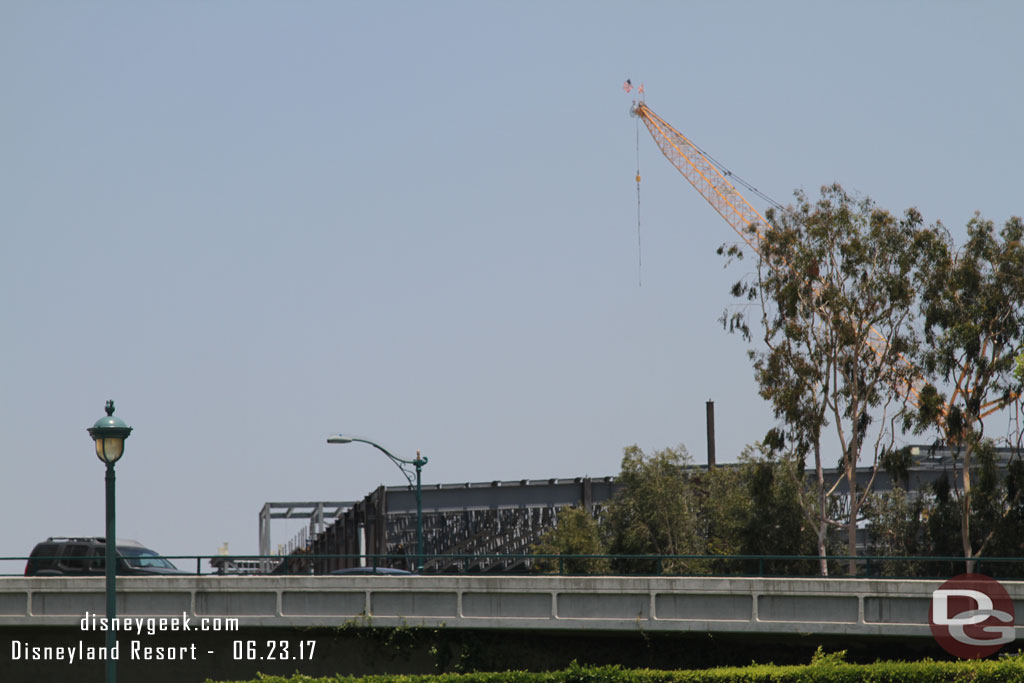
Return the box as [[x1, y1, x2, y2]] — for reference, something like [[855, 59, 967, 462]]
[[930, 573, 1016, 658]]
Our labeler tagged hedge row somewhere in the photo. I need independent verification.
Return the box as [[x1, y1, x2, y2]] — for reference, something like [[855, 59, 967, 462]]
[[208, 650, 1024, 683]]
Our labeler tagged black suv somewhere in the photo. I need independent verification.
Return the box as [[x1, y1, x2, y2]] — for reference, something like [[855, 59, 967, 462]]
[[24, 537, 190, 576]]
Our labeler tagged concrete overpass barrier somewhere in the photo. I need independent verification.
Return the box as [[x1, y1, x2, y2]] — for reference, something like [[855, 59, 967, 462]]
[[2, 574, 1023, 637]]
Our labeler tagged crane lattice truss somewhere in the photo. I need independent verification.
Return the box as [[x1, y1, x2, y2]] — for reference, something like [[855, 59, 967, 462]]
[[631, 100, 934, 414], [632, 102, 767, 251]]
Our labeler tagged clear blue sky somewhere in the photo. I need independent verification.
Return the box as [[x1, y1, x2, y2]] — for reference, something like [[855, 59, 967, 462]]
[[2, 2, 1021, 565]]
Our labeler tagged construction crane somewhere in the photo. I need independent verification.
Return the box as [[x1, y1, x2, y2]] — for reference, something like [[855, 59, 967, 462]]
[[632, 97, 1019, 422], [629, 98, 934, 414], [631, 101, 770, 253]]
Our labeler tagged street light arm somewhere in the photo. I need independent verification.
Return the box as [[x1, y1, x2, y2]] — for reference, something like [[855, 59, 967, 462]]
[[357, 438, 416, 486], [331, 435, 426, 486], [350, 437, 413, 465]]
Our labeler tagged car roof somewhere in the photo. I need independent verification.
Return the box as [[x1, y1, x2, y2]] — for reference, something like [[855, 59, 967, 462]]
[[329, 567, 413, 575], [41, 537, 148, 547]]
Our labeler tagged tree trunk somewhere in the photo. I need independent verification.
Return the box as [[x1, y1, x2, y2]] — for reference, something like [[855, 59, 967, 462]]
[[847, 453, 859, 576], [962, 449, 975, 573], [815, 440, 828, 577]]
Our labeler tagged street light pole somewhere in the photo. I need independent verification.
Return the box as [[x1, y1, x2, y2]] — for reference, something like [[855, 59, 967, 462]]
[[413, 450, 425, 572], [327, 435, 428, 571], [88, 400, 132, 683], [104, 460, 115, 647]]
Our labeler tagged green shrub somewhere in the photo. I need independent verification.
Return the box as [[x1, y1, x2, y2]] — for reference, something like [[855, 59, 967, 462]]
[[206, 651, 1024, 683]]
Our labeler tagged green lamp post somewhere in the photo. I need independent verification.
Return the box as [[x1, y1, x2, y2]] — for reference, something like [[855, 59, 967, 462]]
[[88, 400, 132, 683], [327, 435, 428, 571]]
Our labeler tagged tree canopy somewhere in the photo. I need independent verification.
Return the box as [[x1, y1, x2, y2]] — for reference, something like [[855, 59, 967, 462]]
[[533, 443, 816, 575], [721, 184, 926, 574], [909, 215, 1024, 569]]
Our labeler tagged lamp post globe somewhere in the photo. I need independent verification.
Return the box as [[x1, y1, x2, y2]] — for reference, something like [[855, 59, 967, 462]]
[[88, 400, 131, 683], [88, 400, 133, 463]]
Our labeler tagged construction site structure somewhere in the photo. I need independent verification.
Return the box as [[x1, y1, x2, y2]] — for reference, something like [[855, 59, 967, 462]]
[[260, 445, 1009, 574]]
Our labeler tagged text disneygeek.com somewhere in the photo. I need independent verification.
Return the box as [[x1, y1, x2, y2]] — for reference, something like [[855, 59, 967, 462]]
[[79, 611, 239, 635], [7, 611, 316, 663]]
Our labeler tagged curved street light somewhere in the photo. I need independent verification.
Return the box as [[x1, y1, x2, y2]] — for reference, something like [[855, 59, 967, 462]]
[[87, 400, 132, 683], [327, 434, 428, 571]]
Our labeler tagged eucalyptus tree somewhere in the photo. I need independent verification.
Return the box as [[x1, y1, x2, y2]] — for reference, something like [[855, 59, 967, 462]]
[[721, 184, 926, 574], [910, 215, 1024, 571]]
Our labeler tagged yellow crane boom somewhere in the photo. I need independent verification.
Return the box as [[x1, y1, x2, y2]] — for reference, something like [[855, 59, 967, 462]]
[[631, 101, 767, 251], [631, 99, 934, 415]]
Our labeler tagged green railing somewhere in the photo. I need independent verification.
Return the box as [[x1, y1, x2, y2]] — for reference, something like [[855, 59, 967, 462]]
[[5, 552, 1024, 578]]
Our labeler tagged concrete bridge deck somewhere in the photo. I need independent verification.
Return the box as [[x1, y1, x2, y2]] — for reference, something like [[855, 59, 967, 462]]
[[4, 574, 1022, 638]]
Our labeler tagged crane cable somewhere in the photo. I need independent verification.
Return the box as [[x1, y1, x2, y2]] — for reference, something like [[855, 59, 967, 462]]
[[635, 113, 643, 287], [692, 140, 784, 212], [629, 92, 782, 290]]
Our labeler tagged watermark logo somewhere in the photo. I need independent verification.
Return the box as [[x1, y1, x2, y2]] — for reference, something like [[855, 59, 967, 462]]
[[930, 573, 1016, 658]]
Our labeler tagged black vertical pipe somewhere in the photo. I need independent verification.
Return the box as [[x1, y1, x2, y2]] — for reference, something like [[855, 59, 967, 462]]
[[706, 400, 716, 469]]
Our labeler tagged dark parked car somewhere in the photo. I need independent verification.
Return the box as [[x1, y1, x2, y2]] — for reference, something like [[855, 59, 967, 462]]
[[24, 537, 190, 576]]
